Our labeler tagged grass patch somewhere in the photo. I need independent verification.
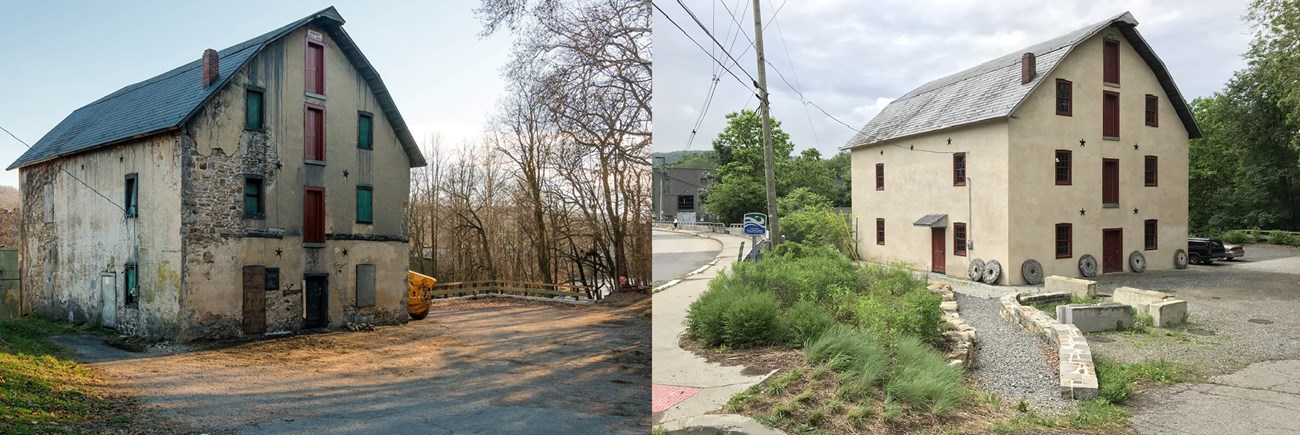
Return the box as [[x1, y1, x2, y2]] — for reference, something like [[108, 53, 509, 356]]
[[0, 316, 147, 433], [993, 398, 1131, 434], [1031, 294, 1099, 319]]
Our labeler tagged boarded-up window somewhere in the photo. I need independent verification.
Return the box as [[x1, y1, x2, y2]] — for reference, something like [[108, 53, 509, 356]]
[[1102, 159, 1119, 207], [265, 267, 280, 290], [1103, 39, 1119, 84], [356, 186, 373, 224], [245, 88, 264, 130], [1103, 92, 1119, 138], [357, 112, 373, 149], [304, 187, 325, 243], [43, 183, 53, 223], [356, 264, 376, 307], [305, 105, 325, 161], [306, 40, 325, 94]]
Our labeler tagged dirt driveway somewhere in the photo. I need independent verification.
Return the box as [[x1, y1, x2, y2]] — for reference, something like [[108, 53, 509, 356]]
[[56, 295, 650, 434]]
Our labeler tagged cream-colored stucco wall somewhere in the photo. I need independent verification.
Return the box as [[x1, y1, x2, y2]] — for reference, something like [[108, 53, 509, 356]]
[[850, 121, 1011, 279], [181, 24, 412, 336], [19, 133, 185, 337], [1007, 26, 1190, 284]]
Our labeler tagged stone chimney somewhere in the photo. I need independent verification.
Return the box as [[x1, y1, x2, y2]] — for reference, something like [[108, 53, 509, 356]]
[[1021, 52, 1036, 84], [202, 49, 220, 87]]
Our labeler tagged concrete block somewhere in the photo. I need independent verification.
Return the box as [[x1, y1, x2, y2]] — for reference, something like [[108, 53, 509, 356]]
[[1113, 287, 1174, 312], [1059, 303, 1134, 333], [1019, 291, 1072, 305], [1150, 299, 1188, 328], [1045, 275, 1096, 297]]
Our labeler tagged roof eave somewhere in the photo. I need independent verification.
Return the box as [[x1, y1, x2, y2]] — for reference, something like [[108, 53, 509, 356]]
[[7, 126, 181, 171], [843, 117, 1009, 151]]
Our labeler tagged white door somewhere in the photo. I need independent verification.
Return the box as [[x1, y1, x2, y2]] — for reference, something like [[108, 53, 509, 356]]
[[100, 275, 116, 327]]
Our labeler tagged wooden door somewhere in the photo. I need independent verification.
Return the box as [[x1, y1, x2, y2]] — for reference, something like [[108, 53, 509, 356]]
[[931, 227, 946, 274], [242, 266, 266, 335], [100, 274, 116, 328], [1103, 229, 1124, 273], [304, 274, 328, 328]]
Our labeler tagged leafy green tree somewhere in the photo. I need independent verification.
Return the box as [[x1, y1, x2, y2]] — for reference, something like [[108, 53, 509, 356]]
[[777, 187, 832, 216], [777, 148, 836, 200], [711, 109, 794, 174], [702, 173, 767, 224], [824, 151, 852, 207]]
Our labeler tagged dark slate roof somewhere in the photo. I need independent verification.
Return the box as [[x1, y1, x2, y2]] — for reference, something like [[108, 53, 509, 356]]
[[844, 12, 1202, 149], [10, 6, 426, 170]]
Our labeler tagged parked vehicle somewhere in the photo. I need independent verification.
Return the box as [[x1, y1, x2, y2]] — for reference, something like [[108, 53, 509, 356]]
[[1224, 244, 1246, 261], [1187, 238, 1228, 264]]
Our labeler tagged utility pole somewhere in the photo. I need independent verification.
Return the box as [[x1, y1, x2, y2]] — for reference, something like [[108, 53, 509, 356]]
[[752, 0, 779, 247]]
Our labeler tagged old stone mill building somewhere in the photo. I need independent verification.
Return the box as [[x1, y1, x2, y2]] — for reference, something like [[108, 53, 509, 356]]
[[7, 7, 425, 340]]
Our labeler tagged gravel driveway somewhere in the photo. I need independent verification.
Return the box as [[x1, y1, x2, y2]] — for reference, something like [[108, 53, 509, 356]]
[[956, 293, 1077, 415], [56, 296, 651, 434]]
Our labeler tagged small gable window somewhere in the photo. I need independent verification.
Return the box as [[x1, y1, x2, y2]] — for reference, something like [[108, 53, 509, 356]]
[[306, 39, 325, 95], [357, 112, 374, 149], [1103, 39, 1120, 85], [124, 173, 138, 218], [1145, 94, 1158, 127], [1055, 79, 1072, 116], [245, 88, 264, 130], [953, 153, 967, 186]]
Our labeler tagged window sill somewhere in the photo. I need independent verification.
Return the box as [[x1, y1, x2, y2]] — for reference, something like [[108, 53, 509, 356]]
[[305, 159, 327, 167], [1145, 184, 1158, 188], [1103, 82, 1120, 88], [1056, 255, 1072, 259], [303, 242, 325, 248], [1103, 136, 1120, 141], [244, 127, 267, 133], [305, 92, 327, 101], [244, 215, 266, 220], [954, 183, 966, 187], [356, 221, 373, 225], [1145, 248, 1157, 251], [1103, 203, 1119, 209], [1056, 182, 1072, 186]]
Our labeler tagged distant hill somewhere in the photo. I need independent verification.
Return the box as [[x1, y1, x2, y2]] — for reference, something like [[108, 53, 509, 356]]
[[653, 150, 716, 169], [0, 186, 17, 211]]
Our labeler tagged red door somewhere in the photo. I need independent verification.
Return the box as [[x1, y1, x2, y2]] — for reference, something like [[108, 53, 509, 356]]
[[931, 228, 946, 274], [1103, 228, 1123, 273]]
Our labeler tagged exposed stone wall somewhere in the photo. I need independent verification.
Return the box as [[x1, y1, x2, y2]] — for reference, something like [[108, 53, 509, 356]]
[[929, 282, 977, 369], [19, 163, 57, 319], [179, 133, 249, 340], [999, 292, 1099, 399]]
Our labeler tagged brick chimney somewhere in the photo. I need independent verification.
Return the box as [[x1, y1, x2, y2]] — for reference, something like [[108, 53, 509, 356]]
[[202, 49, 220, 87], [1021, 52, 1036, 84]]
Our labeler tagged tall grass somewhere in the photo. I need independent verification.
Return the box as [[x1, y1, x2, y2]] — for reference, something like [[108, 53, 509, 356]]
[[885, 335, 967, 415]]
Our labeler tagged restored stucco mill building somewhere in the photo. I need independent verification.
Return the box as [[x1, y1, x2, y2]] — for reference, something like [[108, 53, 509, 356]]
[[846, 12, 1200, 285], [8, 7, 426, 340]]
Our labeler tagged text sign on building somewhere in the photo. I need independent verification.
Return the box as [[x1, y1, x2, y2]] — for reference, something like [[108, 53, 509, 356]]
[[743, 212, 767, 236]]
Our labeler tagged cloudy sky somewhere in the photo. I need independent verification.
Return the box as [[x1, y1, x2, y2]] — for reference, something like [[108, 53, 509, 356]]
[[0, 1, 510, 187], [653, 0, 1255, 157]]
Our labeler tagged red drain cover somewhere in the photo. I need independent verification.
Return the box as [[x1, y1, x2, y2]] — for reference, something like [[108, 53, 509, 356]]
[[652, 384, 700, 413]]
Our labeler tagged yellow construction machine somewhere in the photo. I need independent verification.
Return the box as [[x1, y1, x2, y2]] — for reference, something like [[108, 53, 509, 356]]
[[407, 271, 438, 320]]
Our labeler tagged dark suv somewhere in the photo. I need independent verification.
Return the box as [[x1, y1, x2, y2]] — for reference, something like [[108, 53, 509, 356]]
[[1187, 238, 1227, 264]]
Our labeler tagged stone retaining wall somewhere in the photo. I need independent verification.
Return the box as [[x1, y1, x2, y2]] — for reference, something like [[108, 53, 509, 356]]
[[929, 283, 976, 369], [999, 292, 1099, 399]]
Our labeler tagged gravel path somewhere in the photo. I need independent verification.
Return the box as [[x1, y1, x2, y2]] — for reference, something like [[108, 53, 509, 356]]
[[956, 293, 1077, 415]]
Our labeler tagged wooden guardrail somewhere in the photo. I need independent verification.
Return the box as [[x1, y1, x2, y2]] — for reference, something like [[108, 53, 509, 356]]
[[430, 280, 597, 301]]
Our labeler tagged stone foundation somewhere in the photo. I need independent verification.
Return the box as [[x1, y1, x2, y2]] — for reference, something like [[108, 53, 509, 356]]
[[929, 281, 977, 369]]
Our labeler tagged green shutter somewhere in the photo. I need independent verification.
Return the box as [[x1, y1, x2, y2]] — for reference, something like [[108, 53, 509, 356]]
[[357, 187, 373, 223], [358, 115, 373, 149], [244, 179, 261, 216], [245, 90, 263, 129]]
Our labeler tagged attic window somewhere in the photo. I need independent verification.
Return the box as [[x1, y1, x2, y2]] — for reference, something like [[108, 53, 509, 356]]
[[1145, 95, 1158, 127], [245, 88, 264, 130], [305, 39, 325, 95], [357, 112, 374, 150], [1103, 40, 1120, 85]]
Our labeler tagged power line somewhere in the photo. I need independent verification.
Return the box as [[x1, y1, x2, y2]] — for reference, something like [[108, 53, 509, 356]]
[[674, 0, 758, 85], [0, 124, 127, 212], [768, 0, 821, 150], [652, 2, 752, 90]]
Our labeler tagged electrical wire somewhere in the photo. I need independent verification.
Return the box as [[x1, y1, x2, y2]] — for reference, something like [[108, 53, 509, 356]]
[[0, 124, 127, 212], [652, 2, 753, 90]]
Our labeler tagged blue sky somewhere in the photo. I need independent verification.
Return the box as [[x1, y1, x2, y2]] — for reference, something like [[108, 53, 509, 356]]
[[0, 0, 510, 187]]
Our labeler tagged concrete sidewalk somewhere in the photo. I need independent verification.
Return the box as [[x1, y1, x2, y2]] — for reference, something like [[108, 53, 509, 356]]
[[651, 229, 785, 434]]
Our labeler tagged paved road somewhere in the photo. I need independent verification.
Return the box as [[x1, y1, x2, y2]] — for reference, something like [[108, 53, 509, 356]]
[[1131, 359, 1300, 435], [651, 230, 782, 434], [652, 230, 722, 283]]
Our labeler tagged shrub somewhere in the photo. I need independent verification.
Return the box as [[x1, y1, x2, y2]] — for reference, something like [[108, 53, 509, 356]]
[[782, 301, 836, 347], [857, 263, 926, 297], [885, 335, 967, 415], [1269, 231, 1300, 246], [722, 291, 785, 348], [733, 243, 858, 306], [685, 275, 751, 346], [851, 292, 944, 345], [806, 325, 890, 389], [1220, 229, 1251, 244]]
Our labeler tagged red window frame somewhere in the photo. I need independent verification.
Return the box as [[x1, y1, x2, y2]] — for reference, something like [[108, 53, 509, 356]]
[[954, 222, 967, 256], [1103, 91, 1120, 138], [1145, 94, 1158, 127], [1144, 155, 1158, 187], [953, 153, 967, 186], [303, 187, 326, 244], [304, 103, 326, 161], [1055, 150, 1072, 186], [305, 39, 326, 95], [1103, 39, 1120, 84], [875, 163, 884, 191], [1055, 223, 1072, 259], [876, 218, 885, 245], [1144, 219, 1158, 250], [1055, 79, 1072, 116], [1102, 158, 1119, 206]]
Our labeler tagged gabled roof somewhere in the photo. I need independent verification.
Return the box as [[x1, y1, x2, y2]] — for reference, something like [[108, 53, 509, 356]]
[[843, 12, 1202, 149], [9, 6, 426, 170]]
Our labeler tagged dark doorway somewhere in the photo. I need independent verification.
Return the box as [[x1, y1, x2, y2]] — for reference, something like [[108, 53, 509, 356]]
[[241, 266, 266, 335], [931, 227, 946, 274], [1103, 229, 1124, 273], [304, 273, 328, 329]]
